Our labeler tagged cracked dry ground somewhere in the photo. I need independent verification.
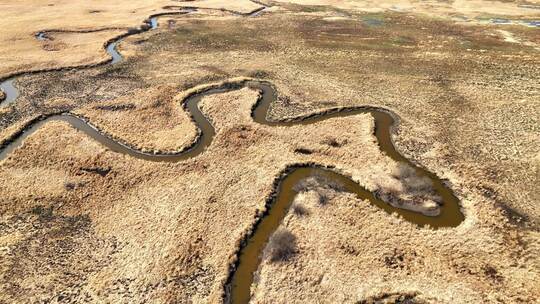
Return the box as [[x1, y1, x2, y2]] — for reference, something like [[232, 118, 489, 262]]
[[1, 6, 539, 304]]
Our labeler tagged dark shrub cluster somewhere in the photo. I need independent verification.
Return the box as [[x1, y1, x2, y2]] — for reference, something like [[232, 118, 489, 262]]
[[292, 202, 309, 216], [264, 228, 297, 262]]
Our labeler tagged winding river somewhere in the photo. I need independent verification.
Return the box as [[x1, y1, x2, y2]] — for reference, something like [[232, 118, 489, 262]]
[[0, 5, 268, 107], [0, 80, 464, 303], [0, 9, 193, 107], [0, 4, 464, 304]]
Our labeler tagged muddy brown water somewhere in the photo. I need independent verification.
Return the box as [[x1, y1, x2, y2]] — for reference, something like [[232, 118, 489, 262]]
[[0, 3, 463, 302], [0, 80, 464, 303]]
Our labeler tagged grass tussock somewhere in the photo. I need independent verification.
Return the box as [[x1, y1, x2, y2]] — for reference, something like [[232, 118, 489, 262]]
[[294, 174, 345, 206], [294, 174, 345, 193]]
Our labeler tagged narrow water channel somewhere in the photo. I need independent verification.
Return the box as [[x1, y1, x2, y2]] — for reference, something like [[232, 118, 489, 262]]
[[0, 11, 181, 107], [0, 80, 464, 304], [0, 4, 463, 303]]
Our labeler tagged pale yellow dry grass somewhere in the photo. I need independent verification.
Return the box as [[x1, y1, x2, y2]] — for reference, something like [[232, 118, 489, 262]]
[[73, 85, 198, 153], [252, 188, 540, 303], [0, 0, 261, 78], [0, 3, 538, 303], [273, 0, 540, 20], [0, 87, 435, 302]]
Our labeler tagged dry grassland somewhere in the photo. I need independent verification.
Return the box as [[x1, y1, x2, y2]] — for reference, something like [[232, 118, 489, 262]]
[[0, 0, 261, 78], [272, 0, 540, 20], [0, 88, 421, 302], [73, 85, 198, 153], [0, 1, 539, 303]]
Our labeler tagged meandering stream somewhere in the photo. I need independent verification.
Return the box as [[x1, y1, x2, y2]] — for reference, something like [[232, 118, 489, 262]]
[[0, 9, 193, 107], [0, 80, 464, 303], [0, 4, 464, 304]]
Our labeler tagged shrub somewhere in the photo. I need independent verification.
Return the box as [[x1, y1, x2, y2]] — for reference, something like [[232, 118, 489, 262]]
[[317, 192, 330, 205], [292, 202, 309, 216], [294, 148, 313, 155], [379, 162, 442, 207], [322, 137, 347, 147], [264, 228, 297, 262]]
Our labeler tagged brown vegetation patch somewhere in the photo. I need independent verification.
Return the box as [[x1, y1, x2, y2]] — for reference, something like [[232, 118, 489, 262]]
[[93, 103, 136, 111], [322, 136, 348, 147], [294, 147, 314, 155], [263, 228, 298, 262], [358, 292, 422, 304], [80, 166, 112, 177], [292, 202, 309, 216]]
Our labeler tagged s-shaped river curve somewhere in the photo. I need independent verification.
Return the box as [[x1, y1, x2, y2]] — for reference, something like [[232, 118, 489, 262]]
[[0, 80, 464, 303]]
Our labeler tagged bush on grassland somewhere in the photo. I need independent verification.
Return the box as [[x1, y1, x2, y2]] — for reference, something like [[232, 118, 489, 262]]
[[264, 228, 297, 262]]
